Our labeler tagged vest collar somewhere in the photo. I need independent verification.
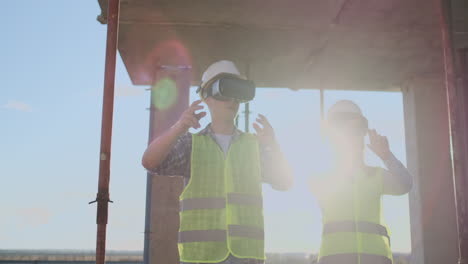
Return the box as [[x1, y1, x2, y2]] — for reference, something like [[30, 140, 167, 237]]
[[198, 123, 244, 142]]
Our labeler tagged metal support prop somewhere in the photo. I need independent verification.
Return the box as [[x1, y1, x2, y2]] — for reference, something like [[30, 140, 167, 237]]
[[320, 88, 325, 121], [91, 1, 120, 264], [244, 62, 252, 132], [436, 0, 468, 262], [143, 97, 154, 264], [244, 102, 250, 132]]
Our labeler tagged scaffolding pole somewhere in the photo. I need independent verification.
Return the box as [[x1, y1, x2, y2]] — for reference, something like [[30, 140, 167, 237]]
[[91, 1, 120, 264]]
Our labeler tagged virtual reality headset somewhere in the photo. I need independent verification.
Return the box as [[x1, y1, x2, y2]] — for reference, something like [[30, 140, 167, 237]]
[[197, 75, 256, 103], [327, 112, 369, 136]]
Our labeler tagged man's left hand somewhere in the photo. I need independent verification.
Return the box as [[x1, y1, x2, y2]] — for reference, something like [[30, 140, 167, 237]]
[[253, 114, 277, 147], [367, 129, 391, 161]]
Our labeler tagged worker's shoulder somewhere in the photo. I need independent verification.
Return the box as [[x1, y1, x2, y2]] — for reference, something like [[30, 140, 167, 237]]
[[175, 132, 194, 145], [240, 132, 257, 139], [365, 165, 385, 176]]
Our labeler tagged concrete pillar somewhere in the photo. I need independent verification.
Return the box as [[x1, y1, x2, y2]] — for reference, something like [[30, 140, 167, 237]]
[[144, 65, 190, 264], [149, 175, 184, 264], [402, 75, 459, 264]]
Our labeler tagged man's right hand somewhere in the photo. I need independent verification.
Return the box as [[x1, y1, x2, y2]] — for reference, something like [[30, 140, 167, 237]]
[[173, 100, 207, 135], [142, 100, 206, 171]]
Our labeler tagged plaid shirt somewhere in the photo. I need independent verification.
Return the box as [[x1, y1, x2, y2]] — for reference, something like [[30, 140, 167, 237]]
[[150, 124, 282, 187], [150, 124, 288, 264]]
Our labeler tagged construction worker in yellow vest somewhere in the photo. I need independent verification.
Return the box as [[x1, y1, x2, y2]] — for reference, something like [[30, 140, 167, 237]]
[[310, 100, 413, 264], [142, 60, 293, 264]]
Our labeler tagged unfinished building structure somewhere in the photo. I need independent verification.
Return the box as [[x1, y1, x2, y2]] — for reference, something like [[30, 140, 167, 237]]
[[93, 0, 468, 263]]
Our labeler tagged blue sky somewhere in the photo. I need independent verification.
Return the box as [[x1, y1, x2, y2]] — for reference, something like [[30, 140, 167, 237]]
[[1, 1, 410, 253]]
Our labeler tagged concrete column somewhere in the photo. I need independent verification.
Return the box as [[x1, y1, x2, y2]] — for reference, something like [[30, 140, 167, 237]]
[[402, 75, 459, 264], [144, 65, 190, 264], [149, 175, 184, 264]]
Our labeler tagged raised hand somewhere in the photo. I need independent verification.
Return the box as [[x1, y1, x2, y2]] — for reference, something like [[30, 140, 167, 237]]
[[253, 114, 277, 147], [174, 100, 207, 134], [367, 129, 391, 161]]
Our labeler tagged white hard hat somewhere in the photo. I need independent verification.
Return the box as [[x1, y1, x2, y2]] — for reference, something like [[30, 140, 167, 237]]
[[200, 60, 243, 90], [327, 100, 363, 119]]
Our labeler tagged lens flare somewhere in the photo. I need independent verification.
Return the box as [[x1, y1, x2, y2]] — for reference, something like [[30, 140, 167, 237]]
[[151, 78, 178, 110]]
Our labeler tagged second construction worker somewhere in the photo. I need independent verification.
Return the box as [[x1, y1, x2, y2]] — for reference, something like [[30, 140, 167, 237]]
[[310, 100, 413, 264]]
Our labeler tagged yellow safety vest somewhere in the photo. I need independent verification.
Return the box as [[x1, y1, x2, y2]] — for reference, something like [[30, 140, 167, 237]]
[[315, 167, 393, 264], [178, 133, 265, 263]]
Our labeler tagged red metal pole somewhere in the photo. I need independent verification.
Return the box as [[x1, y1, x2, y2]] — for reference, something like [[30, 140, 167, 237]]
[[436, 0, 468, 263], [92, 1, 120, 264]]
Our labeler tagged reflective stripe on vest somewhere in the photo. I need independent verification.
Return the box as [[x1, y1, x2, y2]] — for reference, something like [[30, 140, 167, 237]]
[[228, 225, 264, 240], [179, 225, 264, 243], [323, 221, 390, 246], [180, 197, 225, 211], [319, 253, 392, 264], [228, 193, 263, 208], [180, 193, 263, 211], [179, 230, 226, 243]]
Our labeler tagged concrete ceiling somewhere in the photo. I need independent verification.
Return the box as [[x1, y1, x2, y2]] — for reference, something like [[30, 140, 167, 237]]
[[96, 0, 453, 91]]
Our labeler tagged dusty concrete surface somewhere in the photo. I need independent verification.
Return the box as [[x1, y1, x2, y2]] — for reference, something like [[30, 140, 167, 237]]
[[96, 0, 459, 91], [92, 2, 468, 264]]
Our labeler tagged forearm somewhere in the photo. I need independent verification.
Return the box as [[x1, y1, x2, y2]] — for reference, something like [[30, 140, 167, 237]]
[[261, 143, 294, 191], [383, 152, 413, 195], [141, 124, 185, 170]]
